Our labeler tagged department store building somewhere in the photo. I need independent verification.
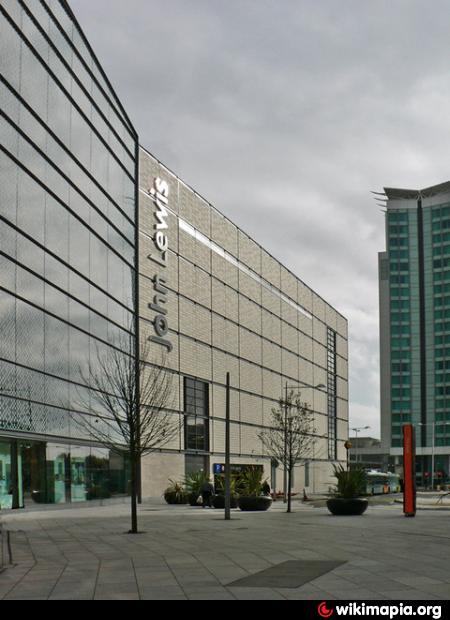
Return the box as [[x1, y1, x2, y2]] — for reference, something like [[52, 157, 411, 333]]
[[0, 0, 348, 508], [138, 147, 349, 497]]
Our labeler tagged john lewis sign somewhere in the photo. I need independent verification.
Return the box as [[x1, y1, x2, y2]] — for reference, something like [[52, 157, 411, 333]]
[[148, 177, 172, 352]]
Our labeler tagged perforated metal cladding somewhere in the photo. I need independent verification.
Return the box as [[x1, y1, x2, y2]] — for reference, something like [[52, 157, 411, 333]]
[[0, 0, 137, 444]]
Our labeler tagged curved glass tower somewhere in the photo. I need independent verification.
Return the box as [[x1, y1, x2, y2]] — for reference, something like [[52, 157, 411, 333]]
[[0, 0, 138, 507], [379, 182, 450, 485]]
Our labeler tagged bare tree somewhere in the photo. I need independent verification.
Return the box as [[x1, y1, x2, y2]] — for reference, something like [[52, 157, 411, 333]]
[[258, 390, 315, 513], [74, 335, 177, 533]]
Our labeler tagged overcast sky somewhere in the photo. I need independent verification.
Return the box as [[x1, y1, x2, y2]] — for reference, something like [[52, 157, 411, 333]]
[[71, 0, 450, 439]]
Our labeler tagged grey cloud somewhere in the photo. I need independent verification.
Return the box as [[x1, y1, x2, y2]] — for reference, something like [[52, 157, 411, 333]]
[[70, 0, 450, 436]]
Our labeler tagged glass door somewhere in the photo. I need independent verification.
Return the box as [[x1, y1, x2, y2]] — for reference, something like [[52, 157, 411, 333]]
[[70, 446, 89, 503], [46, 445, 69, 504], [21, 443, 46, 505], [0, 442, 12, 509]]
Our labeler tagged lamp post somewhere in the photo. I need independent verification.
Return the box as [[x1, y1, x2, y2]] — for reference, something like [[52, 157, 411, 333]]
[[225, 372, 231, 521], [283, 382, 326, 505], [417, 421, 450, 491], [344, 440, 353, 471], [351, 426, 370, 466]]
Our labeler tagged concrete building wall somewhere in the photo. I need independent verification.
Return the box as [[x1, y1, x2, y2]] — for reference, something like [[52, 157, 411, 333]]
[[139, 147, 349, 497]]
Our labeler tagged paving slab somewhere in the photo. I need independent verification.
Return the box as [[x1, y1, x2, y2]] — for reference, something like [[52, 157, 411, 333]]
[[1, 501, 450, 600]]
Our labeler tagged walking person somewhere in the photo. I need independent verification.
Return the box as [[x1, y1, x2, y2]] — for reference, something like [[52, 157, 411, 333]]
[[201, 479, 214, 508], [262, 480, 271, 497]]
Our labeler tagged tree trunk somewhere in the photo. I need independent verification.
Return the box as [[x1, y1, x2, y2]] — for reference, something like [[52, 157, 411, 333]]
[[130, 454, 139, 534], [287, 419, 293, 514], [137, 454, 142, 505], [287, 465, 292, 514]]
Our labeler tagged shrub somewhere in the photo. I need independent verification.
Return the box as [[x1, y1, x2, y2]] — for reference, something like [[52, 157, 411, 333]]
[[184, 471, 210, 496], [240, 467, 264, 497], [183, 471, 210, 506], [332, 465, 367, 499], [164, 480, 188, 505], [214, 475, 238, 497]]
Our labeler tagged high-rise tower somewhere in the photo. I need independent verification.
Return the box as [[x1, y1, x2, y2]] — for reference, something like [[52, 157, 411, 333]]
[[379, 182, 450, 483]]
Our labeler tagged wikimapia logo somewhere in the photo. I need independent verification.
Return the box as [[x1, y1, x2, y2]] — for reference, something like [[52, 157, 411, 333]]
[[318, 602, 334, 618], [317, 603, 442, 620]]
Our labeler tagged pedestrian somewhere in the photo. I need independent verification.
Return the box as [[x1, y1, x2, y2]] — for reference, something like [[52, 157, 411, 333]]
[[262, 480, 271, 497], [201, 479, 214, 508]]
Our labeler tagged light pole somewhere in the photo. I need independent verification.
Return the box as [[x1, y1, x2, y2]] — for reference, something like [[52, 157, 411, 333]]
[[225, 372, 231, 521], [417, 421, 450, 491], [344, 440, 353, 471], [351, 426, 370, 466], [283, 382, 326, 504]]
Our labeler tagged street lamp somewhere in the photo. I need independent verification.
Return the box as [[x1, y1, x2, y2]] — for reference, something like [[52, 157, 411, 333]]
[[344, 440, 353, 471], [283, 381, 326, 505], [417, 421, 450, 491], [351, 426, 370, 466]]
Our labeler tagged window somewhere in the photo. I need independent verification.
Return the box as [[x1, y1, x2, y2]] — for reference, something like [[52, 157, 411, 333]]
[[0, 1, 137, 457], [327, 328, 337, 460], [184, 378, 209, 453]]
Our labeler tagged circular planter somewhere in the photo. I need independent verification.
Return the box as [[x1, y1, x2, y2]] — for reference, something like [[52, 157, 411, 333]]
[[32, 490, 44, 504], [188, 493, 201, 507], [212, 495, 239, 509], [238, 496, 272, 512], [164, 492, 188, 505], [326, 498, 368, 516]]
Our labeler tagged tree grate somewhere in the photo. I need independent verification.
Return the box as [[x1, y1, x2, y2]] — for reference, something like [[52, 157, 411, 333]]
[[228, 560, 346, 589]]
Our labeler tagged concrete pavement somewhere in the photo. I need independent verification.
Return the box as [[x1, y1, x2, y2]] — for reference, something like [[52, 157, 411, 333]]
[[0, 500, 449, 600]]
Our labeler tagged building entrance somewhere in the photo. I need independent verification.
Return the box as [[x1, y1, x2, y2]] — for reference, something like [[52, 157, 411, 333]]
[[0, 437, 129, 509], [0, 441, 12, 509], [21, 442, 46, 506]]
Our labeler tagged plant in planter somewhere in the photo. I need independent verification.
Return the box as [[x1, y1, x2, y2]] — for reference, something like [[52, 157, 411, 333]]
[[212, 475, 239, 509], [164, 480, 188, 505], [238, 467, 272, 512], [327, 465, 368, 516], [184, 471, 210, 506]]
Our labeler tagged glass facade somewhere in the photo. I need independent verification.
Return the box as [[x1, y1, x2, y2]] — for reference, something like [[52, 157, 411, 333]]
[[388, 210, 414, 448], [184, 377, 210, 454], [0, 0, 137, 505], [0, 440, 128, 509], [0, 441, 12, 509], [327, 328, 337, 460], [385, 195, 450, 464], [431, 204, 450, 448]]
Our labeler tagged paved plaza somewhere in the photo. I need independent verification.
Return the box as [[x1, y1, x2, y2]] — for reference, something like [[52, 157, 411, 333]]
[[0, 500, 450, 600]]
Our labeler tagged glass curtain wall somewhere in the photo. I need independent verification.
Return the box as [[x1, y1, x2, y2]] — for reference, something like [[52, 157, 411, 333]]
[[388, 210, 414, 448], [0, 0, 138, 503], [432, 204, 450, 451], [184, 378, 210, 472], [0, 441, 12, 509], [327, 328, 337, 460]]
